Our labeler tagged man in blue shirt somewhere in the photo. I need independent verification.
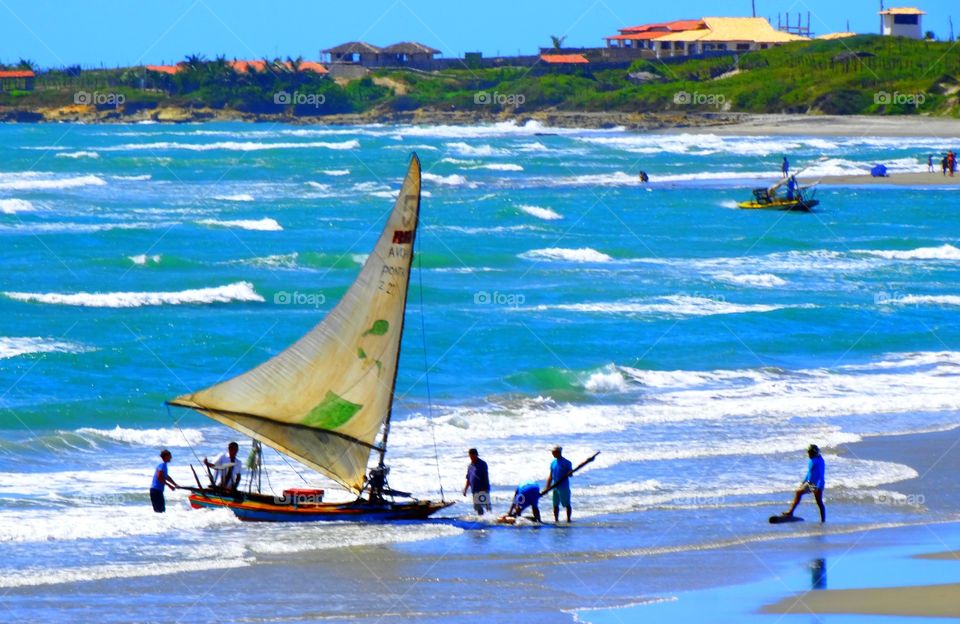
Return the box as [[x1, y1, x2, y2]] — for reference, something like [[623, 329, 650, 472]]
[[150, 449, 179, 513], [781, 156, 790, 178], [783, 444, 826, 522], [546, 445, 574, 523], [462, 448, 491, 515], [504, 481, 541, 523]]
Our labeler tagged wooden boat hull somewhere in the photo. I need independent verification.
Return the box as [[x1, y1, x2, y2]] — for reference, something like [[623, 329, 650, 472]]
[[188, 489, 453, 522], [737, 199, 819, 212]]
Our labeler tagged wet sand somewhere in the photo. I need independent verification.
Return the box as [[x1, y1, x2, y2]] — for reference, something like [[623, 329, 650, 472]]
[[763, 582, 960, 618], [688, 113, 960, 138]]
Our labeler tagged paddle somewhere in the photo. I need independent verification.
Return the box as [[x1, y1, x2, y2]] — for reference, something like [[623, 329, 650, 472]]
[[540, 451, 600, 498]]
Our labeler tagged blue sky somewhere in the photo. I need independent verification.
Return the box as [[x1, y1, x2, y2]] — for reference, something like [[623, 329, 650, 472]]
[[1, 0, 955, 68]]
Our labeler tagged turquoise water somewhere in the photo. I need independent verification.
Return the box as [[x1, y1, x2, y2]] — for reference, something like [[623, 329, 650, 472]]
[[1, 121, 959, 618]]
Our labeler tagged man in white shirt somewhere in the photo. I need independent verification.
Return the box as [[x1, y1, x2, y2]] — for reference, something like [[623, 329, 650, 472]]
[[204, 441, 243, 491]]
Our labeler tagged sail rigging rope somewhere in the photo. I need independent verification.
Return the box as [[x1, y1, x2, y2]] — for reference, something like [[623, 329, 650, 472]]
[[416, 239, 445, 502], [167, 404, 205, 469]]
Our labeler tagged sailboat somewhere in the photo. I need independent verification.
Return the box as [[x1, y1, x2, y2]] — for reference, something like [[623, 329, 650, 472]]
[[168, 154, 453, 521]]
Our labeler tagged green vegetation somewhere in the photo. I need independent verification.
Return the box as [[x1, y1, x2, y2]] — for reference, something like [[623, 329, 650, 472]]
[[1, 37, 958, 118]]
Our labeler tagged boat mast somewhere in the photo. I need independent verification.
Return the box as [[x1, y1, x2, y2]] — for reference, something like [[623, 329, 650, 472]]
[[377, 181, 422, 474]]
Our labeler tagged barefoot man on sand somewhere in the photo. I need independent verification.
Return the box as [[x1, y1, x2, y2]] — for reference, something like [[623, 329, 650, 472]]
[[783, 444, 826, 523]]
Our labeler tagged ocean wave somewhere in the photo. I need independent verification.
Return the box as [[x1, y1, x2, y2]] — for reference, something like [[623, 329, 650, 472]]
[[2, 281, 263, 307], [0, 174, 107, 191], [390, 119, 581, 139], [444, 141, 510, 157], [100, 139, 360, 152], [527, 296, 808, 318], [857, 244, 960, 261], [712, 272, 787, 288], [422, 172, 468, 186], [320, 169, 350, 176], [212, 193, 254, 202], [474, 163, 524, 171], [0, 198, 36, 214], [197, 218, 282, 231], [520, 247, 613, 263], [432, 224, 540, 235], [128, 253, 162, 266], [0, 221, 170, 234], [0, 556, 250, 588], [54, 150, 100, 159], [0, 337, 92, 360], [76, 426, 204, 447], [893, 295, 960, 306], [111, 174, 152, 181], [517, 204, 562, 221]]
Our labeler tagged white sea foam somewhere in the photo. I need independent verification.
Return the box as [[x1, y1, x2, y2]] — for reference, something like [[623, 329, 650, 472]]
[[475, 163, 524, 171], [0, 174, 107, 191], [3, 281, 263, 307], [197, 218, 282, 231], [111, 174, 152, 181], [128, 253, 162, 265], [306, 181, 332, 191], [894, 295, 960, 306], [76, 426, 204, 447], [212, 193, 255, 202], [100, 139, 360, 152], [713, 272, 788, 288], [55, 150, 100, 159], [0, 337, 91, 360], [321, 169, 350, 176], [242, 252, 300, 269], [517, 204, 562, 220], [857, 244, 960, 261], [444, 141, 510, 157], [527, 296, 807, 318], [0, 198, 36, 214], [521, 247, 613, 263], [0, 557, 250, 588], [422, 172, 468, 186], [583, 366, 629, 393]]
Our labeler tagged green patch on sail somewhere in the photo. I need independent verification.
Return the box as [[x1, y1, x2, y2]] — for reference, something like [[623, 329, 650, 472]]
[[357, 347, 367, 359], [363, 320, 389, 336], [302, 391, 362, 429]]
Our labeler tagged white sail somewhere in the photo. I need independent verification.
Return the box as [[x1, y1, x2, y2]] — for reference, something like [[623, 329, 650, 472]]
[[170, 155, 421, 493]]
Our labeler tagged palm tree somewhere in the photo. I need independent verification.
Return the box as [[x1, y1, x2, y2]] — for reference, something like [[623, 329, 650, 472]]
[[549, 35, 567, 50]]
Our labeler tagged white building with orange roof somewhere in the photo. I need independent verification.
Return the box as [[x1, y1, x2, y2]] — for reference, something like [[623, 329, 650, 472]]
[[879, 7, 925, 39], [652, 17, 808, 58]]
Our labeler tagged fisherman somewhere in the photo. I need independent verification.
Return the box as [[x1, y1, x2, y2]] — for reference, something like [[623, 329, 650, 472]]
[[638, 170, 649, 183], [943, 155, 949, 176], [786, 175, 798, 201], [928, 155, 935, 173], [950, 151, 957, 177], [503, 481, 541, 523], [782, 444, 826, 523], [149, 449, 178, 513], [781, 156, 790, 178], [545, 445, 574, 523], [462, 448, 492, 515], [204, 441, 243, 491]]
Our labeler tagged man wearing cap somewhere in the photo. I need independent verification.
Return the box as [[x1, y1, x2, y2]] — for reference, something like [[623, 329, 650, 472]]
[[463, 448, 492, 515], [545, 445, 574, 523], [783, 444, 826, 523]]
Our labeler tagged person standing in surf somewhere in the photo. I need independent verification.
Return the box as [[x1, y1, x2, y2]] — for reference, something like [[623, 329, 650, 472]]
[[463, 448, 492, 515], [781, 156, 790, 178], [783, 444, 826, 523], [546, 445, 574, 523], [150, 449, 178, 513]]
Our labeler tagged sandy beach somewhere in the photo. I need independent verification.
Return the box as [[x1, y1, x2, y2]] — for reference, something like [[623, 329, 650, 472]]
[[819, 171, 960, 186], [685, 113, 960, 138]]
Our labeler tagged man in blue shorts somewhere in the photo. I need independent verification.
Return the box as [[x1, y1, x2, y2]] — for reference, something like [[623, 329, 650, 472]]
[[546, 445, 574, 523], [783, 444, 826, 523], [505, 481, 541, 523], [150, 449, 179, 513]]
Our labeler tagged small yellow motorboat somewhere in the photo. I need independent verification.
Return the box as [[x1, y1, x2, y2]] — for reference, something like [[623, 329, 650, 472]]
[[738, 177, 819, 212]]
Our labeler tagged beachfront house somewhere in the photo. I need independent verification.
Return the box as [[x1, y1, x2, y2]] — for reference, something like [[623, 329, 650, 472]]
[[880, 7, 925, 39], [0, 69, 35, 92], [604, 16, 807, 59], [323, 42, 382, 67], [380, 42, 440, 66]]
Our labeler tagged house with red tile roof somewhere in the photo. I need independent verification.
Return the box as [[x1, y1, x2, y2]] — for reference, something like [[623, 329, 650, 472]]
[[0, 69, 36, 91]]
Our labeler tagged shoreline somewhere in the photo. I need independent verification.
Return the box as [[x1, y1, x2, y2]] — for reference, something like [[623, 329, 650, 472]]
[[4, 104, 960, 137]]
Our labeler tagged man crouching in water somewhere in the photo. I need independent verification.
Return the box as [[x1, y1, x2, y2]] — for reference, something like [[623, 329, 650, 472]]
[[500, 481, 542, 524], [782, 444, 826, 523]]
